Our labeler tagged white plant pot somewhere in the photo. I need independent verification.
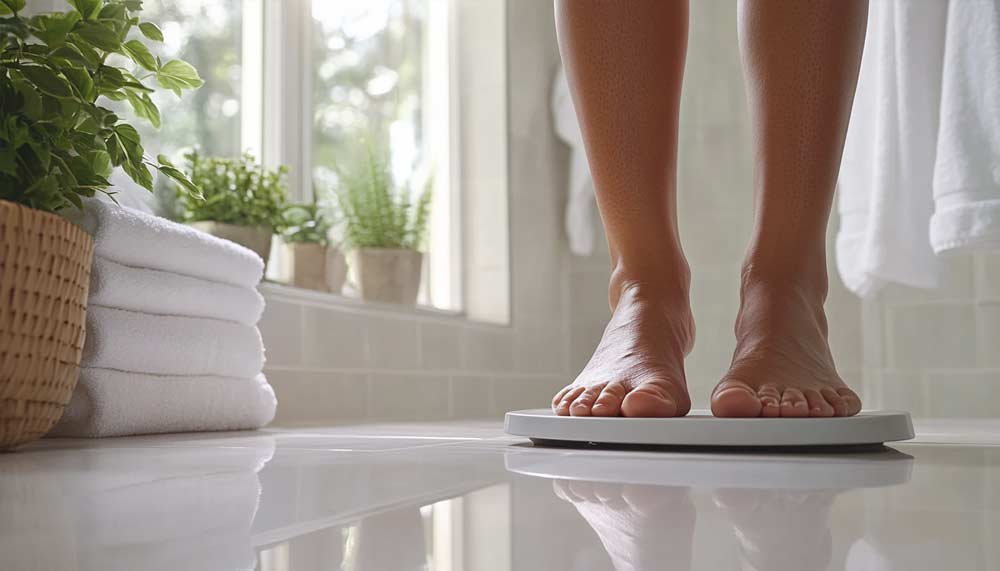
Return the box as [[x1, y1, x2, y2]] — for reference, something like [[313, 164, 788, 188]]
[[326, 246, 348, 294], [355, 248, 423, 305], [189, 221, 273, 267], [286, 242, 328, 291]]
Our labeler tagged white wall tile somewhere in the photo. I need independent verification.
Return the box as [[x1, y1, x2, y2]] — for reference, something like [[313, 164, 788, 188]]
[[367, 316, 420, 370], [462, 328, 514, 373], [450, 375, 494, 419], [887, 304, 977, 370], [301, 307, 369, 369], [268, 369, 368, 425], [419, 322, 464, 371], [976, 303, 1000, 367], [513, 318, 567, 374], [258, 299, 303, 368], [976, 253, 1000, 301], [880, 255, 975, 303], [368, 374, 450, 421], [925, 371, 1000, 418], [491, 376, 565, 415], [879, 371, 927, 417]]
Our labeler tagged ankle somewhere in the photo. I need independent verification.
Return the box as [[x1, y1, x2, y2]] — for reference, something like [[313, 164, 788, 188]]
[[608, 256, 691, 311], [739, 249, 829, 304]]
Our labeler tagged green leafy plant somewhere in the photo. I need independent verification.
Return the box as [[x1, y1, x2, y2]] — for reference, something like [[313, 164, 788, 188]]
[[282, 193, 334, 246], [175, 150, 288, 228], [0, 0, 204, 213], [334, 146, 432, 251]]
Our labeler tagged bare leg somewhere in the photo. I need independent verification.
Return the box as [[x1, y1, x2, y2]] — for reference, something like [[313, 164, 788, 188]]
[[552, 0, 693, 417], [712, 0, 867, 417]]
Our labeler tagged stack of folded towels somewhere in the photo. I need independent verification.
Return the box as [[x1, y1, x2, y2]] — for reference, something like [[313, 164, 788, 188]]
[[51, 200, 277, 437]]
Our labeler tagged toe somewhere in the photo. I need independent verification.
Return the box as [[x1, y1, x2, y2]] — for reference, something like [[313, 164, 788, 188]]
[[552, 386, 572, 410], [621, 381, 679, 418], [711, 379, 762, 417], [821, 387, 848, 417], [804, 389, 834, 417], [592, 382, 626, 416], [757, 383, 782, 417], [837, 387, 862, 416], [555, 386, 585, 416], [570, 384, 607, 416], [779, 388, 809, 417]]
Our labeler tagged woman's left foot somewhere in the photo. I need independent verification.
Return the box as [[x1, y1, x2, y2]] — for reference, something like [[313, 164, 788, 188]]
[[711, 275, 862, 418]]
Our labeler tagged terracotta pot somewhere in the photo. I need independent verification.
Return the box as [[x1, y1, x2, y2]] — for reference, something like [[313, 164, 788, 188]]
[[189, 221, 272, 267], [0, 200, 93, 450], [355, 248, 423, 305], [326, 246, 348, 294], [286, 242, 328, 291]]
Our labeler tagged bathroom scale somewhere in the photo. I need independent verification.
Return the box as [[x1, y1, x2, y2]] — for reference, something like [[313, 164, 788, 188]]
[[504, 409, 914, 449]]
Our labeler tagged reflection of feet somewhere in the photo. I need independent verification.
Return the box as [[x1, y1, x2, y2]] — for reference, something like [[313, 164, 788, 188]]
[[553, 282, 694, 417], [553, 479, 695, 571], [712, 277, 862, 418], [712, 488, 837, 571]]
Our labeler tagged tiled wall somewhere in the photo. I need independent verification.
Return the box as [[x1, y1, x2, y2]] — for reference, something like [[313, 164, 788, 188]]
[[261, 0, 573, 424], [566, 1, 863, 410], [864, 252, 1000, 418]]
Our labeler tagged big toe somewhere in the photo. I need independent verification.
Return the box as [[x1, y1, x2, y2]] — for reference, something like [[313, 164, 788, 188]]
[[711, 380, 763, 418], [621, 381, 682, 418]]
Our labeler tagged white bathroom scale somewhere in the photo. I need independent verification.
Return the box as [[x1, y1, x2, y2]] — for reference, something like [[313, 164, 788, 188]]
[[504, 409, 914, 449]]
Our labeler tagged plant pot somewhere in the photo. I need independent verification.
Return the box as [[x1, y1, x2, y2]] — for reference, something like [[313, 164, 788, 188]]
[[326, 246, 348, 294], [0, 200, 93, 450], [286, 242, 328, 291], [189, 221, 273, 268], [355, 248, 423, 305]]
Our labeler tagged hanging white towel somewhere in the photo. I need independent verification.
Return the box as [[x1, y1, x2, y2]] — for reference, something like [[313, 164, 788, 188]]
[[837, 0, 1000, 297], [89, 256, 266, 326], [51, 368, 276, 438], [65, 199, 264, 288], [552, 65, 599, 256], [82, 305, 265, 379], [929, 0, 1000, 253]]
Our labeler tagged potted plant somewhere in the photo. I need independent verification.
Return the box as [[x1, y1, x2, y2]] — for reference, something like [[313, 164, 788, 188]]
[[174, 151, 287, 267], [281, 195, 347, 293], [335, 147, 432, 305], [0, 0, 201, 448]]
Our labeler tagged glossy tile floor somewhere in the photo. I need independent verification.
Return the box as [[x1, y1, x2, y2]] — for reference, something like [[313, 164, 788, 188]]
[[3, 419, 999, 571]]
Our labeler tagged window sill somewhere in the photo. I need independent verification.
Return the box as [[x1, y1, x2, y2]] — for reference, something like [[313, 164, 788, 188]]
[[259, 281, 475, 324]]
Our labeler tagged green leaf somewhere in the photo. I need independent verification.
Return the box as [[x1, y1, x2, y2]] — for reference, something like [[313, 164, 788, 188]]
[[10, 76, 43, 119], [30, 11, 81, 47], [20, 65, 73, 98], [138, 22, 163, 41], [62, 66, 94, 99], [73, 22, 121, 52], [121, 39, 156, 71], [156, 59, 204, 96], [1, 0, 25, 14], [124, 89, 160, 128], [50, 43, 91, 67], [67, 0, 102, 20], [88, 149, 112, 177], [157, 163, 202, 200]]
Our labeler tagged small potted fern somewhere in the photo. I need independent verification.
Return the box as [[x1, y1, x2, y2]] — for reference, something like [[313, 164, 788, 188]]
[[281, 195, 347, 292], [174, 151, 288, 267], [335, 148, 431, 305]]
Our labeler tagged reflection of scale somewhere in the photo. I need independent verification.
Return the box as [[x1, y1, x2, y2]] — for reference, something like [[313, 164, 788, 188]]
[[505, 409, 914, 449], [505, 446, 914, 490]]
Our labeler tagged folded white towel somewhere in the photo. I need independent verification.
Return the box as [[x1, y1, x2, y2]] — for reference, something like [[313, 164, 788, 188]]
[[90, 256, 265, 326], [82, 305, 264, 378], [51, 368, 276, 437], [65, 199, 264, 288]]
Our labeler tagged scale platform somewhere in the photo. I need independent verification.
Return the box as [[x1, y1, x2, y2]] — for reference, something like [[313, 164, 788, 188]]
[[504, 409, 914, 449]]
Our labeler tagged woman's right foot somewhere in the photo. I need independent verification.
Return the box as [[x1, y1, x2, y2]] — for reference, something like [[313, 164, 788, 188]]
[[552, 279, 695, 418]]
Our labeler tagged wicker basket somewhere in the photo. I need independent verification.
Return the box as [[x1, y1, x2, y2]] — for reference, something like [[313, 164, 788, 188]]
[[0, 200, 93, 450]]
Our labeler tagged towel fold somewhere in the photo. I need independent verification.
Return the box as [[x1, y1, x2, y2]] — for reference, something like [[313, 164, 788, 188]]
[[82, 305, 264, 378], [65, 199, 264, 288], [51, 368, 277, 437], [90, 256, 265, 326]]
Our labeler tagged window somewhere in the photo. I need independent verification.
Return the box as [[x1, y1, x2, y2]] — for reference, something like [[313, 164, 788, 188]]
[[70, 0, 508, 321]]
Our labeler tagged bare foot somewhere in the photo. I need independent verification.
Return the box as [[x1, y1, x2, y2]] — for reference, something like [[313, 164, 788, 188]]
[[553, 480, 695, 571], [712, 273, 862, 418], [553, 280, 694, 418]]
